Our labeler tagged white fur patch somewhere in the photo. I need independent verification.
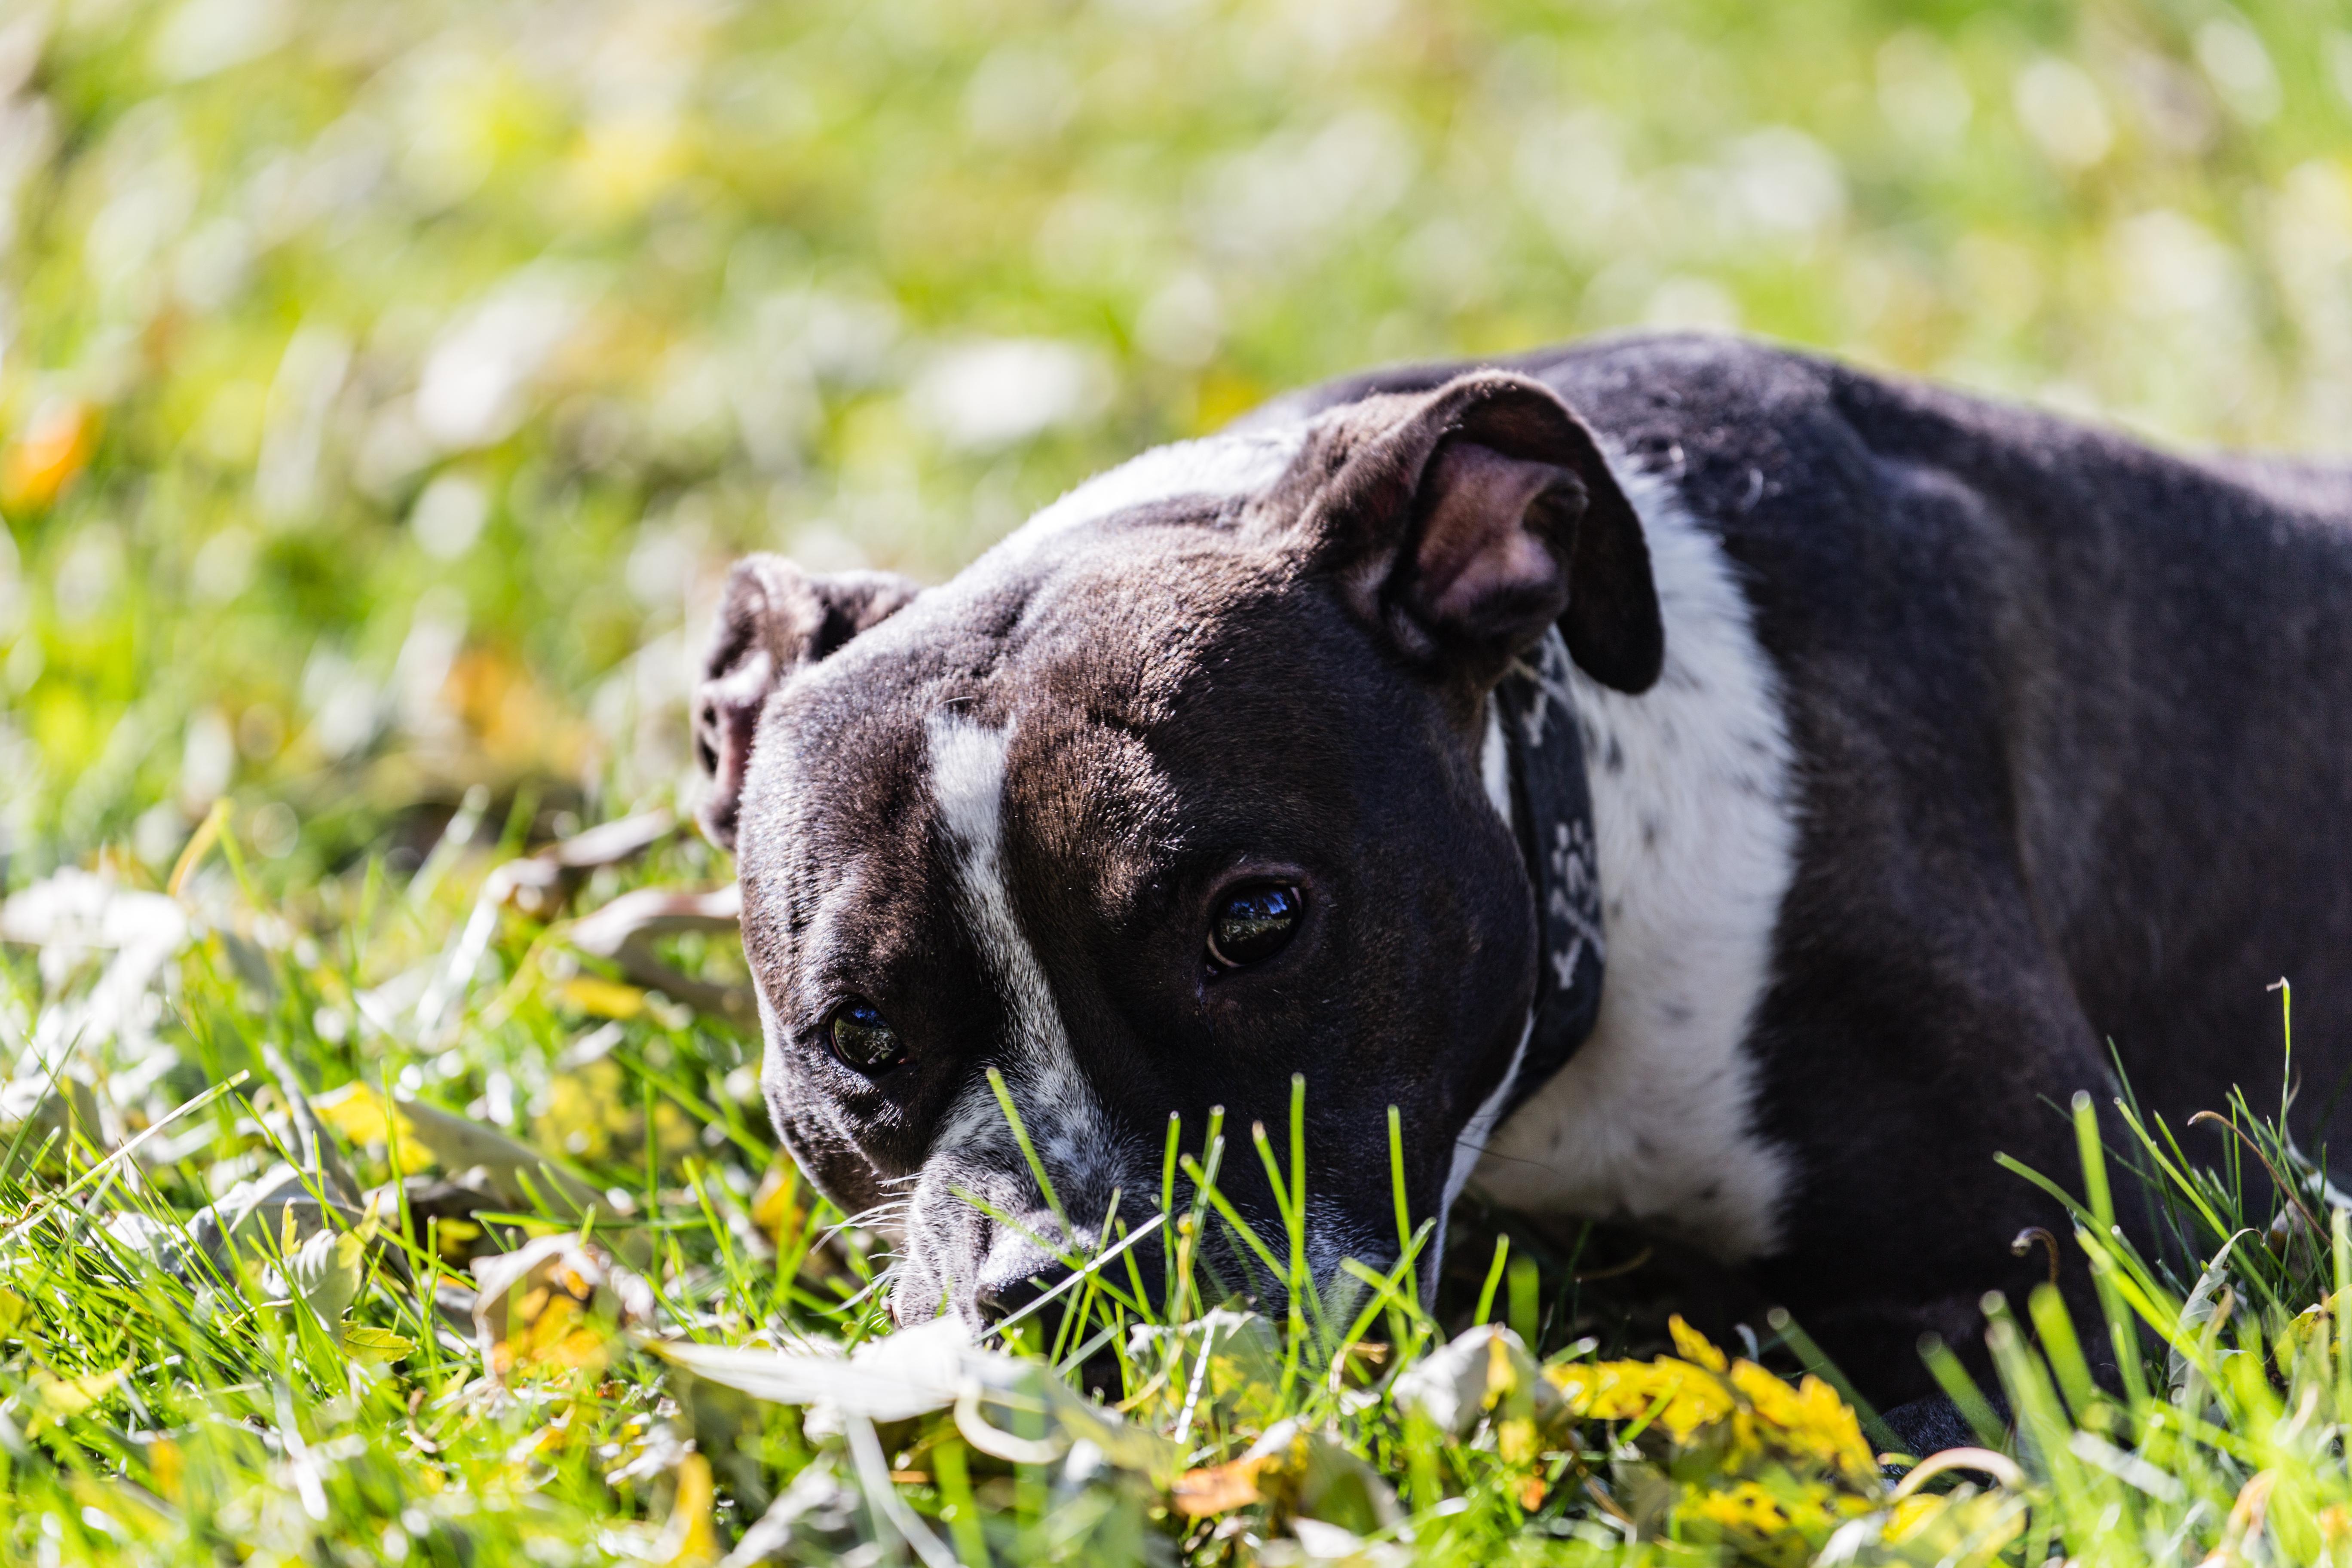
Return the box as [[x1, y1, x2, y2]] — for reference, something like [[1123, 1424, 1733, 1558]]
[[1424, 1011, 1536, 1305], [1443, 1013, 1533, 1220], [996, 427, 1306, 557], [925, 715, 1118, 1204], [1470, 458, 1798, 1262], [1480, 697, 1513, 827]]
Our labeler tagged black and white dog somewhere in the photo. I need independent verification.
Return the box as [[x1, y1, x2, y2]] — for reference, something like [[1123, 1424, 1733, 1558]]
[[695, 333, 2352, 1409]]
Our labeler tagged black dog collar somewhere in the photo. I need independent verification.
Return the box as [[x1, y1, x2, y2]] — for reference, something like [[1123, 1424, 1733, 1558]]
[[1493, 628, 1607, 1118]]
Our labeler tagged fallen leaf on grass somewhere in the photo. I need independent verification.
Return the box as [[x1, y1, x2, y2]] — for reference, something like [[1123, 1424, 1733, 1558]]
[[652, 1451, 720, 1566], [1531, 1317, 2024, 1565], [1, 398, 98, 513], [1237, 1418, 1404, 1539], [484, 810, 677, 917], [749, 1160, 807, 1251], [184, 1162, 363, 1283], [280, 1211, 368, 1333], [558, 974, 646, 1019], [1390, 1322, 1560, 1436], [719, 1460, 864, 1568], [345, 1326, 416, 1366], [145, 1437, 183, 1503], [312, 1081, 410, 1152], [314, 1081, 640, 1262], [644, 1317, 968, 1424], [1172, 1455, 1269, 1517], [643, 1316, 1183, 1483], [0, 867, 189, 1056], [473, 1235, 654, 1380], [566, 883, 751, 1021], [1274, 1516, 1410, 1568], [25, 1363, 127, 1436], [0, 1075, 106, 1167]]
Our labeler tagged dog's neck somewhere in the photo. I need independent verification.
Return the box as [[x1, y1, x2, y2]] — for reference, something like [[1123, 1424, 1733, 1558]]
[[1441, 625, 1608, 1224], [1499, 628, 1608, 1115]]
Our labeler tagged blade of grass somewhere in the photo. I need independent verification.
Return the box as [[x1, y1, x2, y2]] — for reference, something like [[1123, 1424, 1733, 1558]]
[[1766, 1306, 1897, 1454]]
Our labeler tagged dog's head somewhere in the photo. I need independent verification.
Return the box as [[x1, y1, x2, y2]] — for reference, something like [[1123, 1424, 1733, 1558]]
[[696, 372, 1660, 1327]]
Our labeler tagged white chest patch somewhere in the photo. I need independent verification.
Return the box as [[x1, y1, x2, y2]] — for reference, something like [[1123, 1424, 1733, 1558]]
[[1470, 459, 1798, 1263], [925, 715, 1119, 1201]]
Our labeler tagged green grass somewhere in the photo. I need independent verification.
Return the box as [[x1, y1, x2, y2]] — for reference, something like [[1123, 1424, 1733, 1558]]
[[8, 811, 2352, 1565], [8, 0, 2352, 1562]]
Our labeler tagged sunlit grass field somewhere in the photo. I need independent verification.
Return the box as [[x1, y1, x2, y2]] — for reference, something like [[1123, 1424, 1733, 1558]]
[[6, 0, 2352, 1561]]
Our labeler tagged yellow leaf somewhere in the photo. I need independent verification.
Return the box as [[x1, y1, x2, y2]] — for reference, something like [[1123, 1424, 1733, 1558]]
[[312, 1082, 425, 1167], [433, 1218, 483, 1261], [1550, 1357, 1734, 1439], [28, 1363, 127, 1435], [1685, 1478, 1788, 1534], [313, 1081, 394, 1145], [559, 975, 646, 1019], [146, 1437, 184, 1503], [1888, 1491, 1947, 1538], [1669, 1314, 1730, 1372], [1484, 1329, 1522, 1404], [0, 1282, 26, 1337], [750, 1160, 805, 1250], [1171, 1455, 1267, 1517], [1495, 1415, 1540, 1465], [474, 1235, 652, 1379], [1, 398, 98, 514], [1729, 1361, 1877, 1487], [654, 1452, 719, 1565], [69, 1471, 170, 1539], [345, 1326, 416, 1366]]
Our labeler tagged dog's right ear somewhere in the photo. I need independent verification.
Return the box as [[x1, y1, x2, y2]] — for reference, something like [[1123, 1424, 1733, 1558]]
[[694, 554, 920, 850], [1291, 373, 1663, 694]]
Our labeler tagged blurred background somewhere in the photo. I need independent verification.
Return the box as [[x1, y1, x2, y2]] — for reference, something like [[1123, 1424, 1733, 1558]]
[[2, 0, 2349, 878]]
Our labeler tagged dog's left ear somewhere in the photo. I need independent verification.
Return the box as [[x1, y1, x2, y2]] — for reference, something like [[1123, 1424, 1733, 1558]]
[[1308, 372, 1662, 692], [695, 554, 921, 850]]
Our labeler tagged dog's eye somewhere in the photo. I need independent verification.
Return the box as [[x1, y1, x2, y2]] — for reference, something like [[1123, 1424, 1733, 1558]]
[[827, 999, 904, 1075], [1207, 883, 1302, 970]]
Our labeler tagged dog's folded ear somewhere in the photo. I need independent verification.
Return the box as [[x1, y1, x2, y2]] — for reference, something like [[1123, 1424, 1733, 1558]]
[[1306, 372, 1662, 692], [694, 554, 920, 849]]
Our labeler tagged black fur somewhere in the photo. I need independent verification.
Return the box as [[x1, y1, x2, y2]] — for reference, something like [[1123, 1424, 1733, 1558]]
[[709, 333, 2352, 1410]]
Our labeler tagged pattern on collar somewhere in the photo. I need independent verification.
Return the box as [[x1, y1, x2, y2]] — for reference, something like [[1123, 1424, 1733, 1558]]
[[1494, 628, 1606, 1119]]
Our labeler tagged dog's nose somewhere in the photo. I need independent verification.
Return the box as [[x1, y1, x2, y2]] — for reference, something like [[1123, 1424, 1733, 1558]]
[[974, 1263, 1071, 1328]]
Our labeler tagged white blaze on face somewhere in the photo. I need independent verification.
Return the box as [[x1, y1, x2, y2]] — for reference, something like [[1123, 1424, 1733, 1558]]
[[972, 424, 1309, 577], [1015, 427, 1305, 541], [889, 429, 1308, 1318], [924, 714, 1120, 1215]]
